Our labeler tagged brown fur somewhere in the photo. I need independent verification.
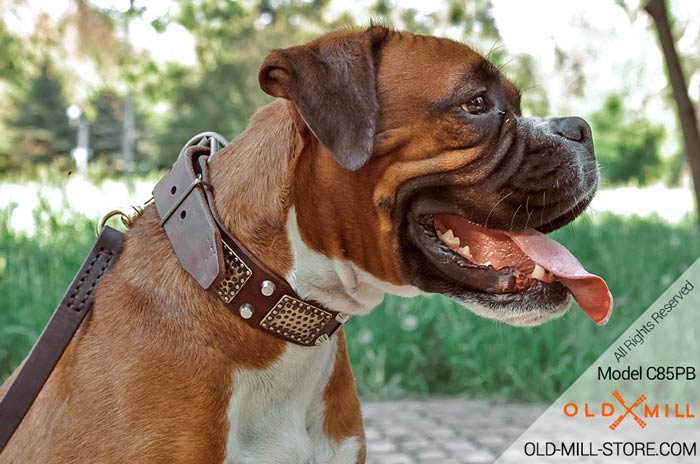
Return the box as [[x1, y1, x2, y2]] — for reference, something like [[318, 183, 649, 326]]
[[290, 31, 521, 286], [0, 101, 348, 462], [1, 28, 521, 462], [323, 335, 366, 462]]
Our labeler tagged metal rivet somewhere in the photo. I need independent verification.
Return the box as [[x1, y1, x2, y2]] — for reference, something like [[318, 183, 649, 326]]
[[239, 303, 254, 319], [261, 280, 275, 297]]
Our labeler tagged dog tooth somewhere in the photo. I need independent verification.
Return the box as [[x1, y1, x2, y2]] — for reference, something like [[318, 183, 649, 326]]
[[441, 229, 454, 241], [457, 245, 472, 259], [531, 264, 546, 280], [439, 229, 460, 247]]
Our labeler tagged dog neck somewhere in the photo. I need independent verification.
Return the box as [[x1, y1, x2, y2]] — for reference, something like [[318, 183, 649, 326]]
[[208, 100, 298, 281], [209, 100, 419, 316], [203, 100, 376, 460]]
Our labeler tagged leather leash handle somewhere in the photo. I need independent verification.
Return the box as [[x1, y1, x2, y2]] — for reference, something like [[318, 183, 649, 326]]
[[0, 226, 123, 453]]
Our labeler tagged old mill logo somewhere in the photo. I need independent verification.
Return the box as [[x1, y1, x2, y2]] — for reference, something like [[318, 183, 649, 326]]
[[564, 390, 695, 430]]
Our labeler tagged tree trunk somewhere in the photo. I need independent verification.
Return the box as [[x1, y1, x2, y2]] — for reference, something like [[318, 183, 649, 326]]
[[644, 0, 700, 221]]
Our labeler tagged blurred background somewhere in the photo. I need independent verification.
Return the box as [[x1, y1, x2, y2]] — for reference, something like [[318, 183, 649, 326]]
[[0, 0, 698, 401]]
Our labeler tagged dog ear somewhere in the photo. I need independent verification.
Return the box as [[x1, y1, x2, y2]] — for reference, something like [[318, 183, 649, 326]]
[[259, 26, 389, 171]]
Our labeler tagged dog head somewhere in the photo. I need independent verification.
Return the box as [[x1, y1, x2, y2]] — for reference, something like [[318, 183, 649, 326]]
[[258, 27, 611, 326]]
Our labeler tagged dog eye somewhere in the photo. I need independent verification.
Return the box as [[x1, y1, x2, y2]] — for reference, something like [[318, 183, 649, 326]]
[[461, 96, 487, 114]]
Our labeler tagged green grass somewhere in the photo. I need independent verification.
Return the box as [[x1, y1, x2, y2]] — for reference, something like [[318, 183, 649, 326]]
[[0, 202, 96, 378], [1, 204, 698, 401]]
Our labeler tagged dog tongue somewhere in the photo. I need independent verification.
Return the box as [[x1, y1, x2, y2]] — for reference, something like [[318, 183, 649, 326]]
[[504, 229, 613, 325]]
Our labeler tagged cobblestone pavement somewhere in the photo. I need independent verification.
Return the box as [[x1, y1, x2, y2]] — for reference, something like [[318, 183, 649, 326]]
[[362, 398, 544, 464]]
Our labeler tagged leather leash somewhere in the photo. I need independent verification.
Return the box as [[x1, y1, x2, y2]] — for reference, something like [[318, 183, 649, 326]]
[[0, 226, 123, 451], [0, 132, 350, 452]]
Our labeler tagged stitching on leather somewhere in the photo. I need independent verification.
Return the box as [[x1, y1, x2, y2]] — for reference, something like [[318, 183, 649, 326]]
[[67, 247, 115, 312]]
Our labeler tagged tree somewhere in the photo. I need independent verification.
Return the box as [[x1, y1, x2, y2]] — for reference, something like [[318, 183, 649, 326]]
[[148, 0, 339, 168], [644, 0, 700, 219], [1, 61, 74, 173], [0, 12, 29, 159], [590, 94, 665, 186], [90, 90, 124, 165], [0, 15, 26, 89]]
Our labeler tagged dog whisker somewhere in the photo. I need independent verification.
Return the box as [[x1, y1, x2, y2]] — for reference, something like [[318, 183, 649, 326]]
[[497, 58, 515, 72], [485, 39, 503, 60], [483, 191, 513, 230], [508, 203, 523, 230], [524, 195, 533, 229], [520, 83, 544, 94], [540, 191, 546, 227]]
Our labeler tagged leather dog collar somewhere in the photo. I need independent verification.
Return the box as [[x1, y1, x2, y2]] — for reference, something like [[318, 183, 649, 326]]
[[153, 135, 349, 347]]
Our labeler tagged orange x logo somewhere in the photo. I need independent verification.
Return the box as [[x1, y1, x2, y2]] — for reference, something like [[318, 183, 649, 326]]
[[609, 390, 647, 430]]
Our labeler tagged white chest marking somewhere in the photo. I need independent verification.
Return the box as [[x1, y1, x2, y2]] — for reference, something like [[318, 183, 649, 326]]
[[225, 207, 423, 463], [225, 340, 358, 463], [285, 207, 424, 316]]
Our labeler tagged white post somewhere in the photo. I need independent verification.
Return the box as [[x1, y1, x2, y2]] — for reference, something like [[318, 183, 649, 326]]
[[67, 104, 89, 176]]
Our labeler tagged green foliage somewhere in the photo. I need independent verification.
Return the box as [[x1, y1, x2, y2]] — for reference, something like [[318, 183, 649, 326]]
[[0, 202, 95, 377], [150, 0, 339, 168], [90, 90, 124, 158], [0, 0, 688, 193], [509, 54, 549, 117], [0, 14, 27, 89], [666, 150, 687, 187], [372, 0, 503, 60], [590, 94, 666, 186], [1, 205, 697, 401], [461, 0, 500, 41], [1, 61, 74, 174], [87, 89, 148, 175]]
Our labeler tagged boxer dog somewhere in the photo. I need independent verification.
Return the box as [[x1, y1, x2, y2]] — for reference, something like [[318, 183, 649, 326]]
[[0, 26, 611, 463]]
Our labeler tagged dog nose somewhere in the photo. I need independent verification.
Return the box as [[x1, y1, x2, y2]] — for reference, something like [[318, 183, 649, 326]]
[[550, 117, 591, 143]]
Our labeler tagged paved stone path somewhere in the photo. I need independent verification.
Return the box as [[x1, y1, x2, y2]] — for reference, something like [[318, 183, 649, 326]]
[[362, 398, 544, 464]]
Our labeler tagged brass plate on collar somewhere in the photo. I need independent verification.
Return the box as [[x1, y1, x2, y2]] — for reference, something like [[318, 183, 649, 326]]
[[260, 295, 333, 345], [216, 241, 252, 303]]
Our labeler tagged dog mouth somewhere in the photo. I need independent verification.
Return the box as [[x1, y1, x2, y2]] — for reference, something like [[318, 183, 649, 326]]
[[409, 212, 613, 325]]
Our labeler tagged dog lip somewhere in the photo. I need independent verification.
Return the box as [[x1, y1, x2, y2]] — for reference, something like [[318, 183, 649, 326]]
[[533, 188, 596, 233], [408, 185, 593, 235], [405, 184, 594, 234], [454, 278, 569, 308]]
